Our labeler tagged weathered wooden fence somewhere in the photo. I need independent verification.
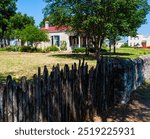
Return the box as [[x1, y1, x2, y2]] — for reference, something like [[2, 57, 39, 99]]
[[0, 57, 116, 122]]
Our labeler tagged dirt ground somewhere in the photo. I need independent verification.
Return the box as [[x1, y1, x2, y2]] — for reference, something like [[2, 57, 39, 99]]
[[94, 80, 150, 122]]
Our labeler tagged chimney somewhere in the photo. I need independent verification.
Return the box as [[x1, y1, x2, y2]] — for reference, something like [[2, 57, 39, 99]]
[[45, 21, 49, 29]]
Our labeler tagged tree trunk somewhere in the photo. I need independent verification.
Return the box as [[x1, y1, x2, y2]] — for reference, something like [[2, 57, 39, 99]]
[[109, 40, 112, 53], [94, 43, 100, 60], [21, 40, 24, 46], [0, 39, 2, 47], [7, 39, 10, 46], [95, 37, 104, 60], [113, 40, 116, 54]]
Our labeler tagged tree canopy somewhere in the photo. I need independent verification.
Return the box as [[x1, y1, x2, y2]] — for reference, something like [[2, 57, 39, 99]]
[[8, 12, 35, 44], [43, 0, 150, 56], [21, 25, 49, 47], [0, 0, 48, 47], [0, 0, 18, 46]]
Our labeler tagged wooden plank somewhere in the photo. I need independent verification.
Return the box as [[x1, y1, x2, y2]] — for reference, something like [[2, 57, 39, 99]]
[[6, 75, 13, 122], [21, 76, 28, 121], [0, 84, 4, 121], [12, 80, 18, 122]]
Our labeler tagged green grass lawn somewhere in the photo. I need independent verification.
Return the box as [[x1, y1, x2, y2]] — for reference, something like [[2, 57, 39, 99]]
[[0, 47, 150, 83], [0, 51, 96, 83], [114, 47, 150, 58]]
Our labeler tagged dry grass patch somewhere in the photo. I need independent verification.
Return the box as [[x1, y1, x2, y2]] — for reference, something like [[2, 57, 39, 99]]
[[0, 51, 96, 82]]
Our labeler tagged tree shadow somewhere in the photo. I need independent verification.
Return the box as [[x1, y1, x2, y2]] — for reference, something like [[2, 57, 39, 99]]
[[50, 52, 134, 60], [98, 82, 150, 122], [103, 52, 134, 56], [111, 52, 134, 56], [0, 74, 7, 84], [50, 54, 96, 60]]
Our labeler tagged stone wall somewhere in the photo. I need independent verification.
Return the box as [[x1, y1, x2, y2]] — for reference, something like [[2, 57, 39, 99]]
[[111, 54, 150, 104]]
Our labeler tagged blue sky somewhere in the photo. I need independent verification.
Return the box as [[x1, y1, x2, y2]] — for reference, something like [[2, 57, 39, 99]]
[[17, 0, 150, 35], [17, 0, 46, 27]]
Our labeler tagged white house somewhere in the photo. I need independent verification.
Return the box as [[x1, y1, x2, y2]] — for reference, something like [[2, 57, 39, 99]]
[[128, 34, 150, 47], [39, 21, 125, 50], [39, 21, 89, 50]]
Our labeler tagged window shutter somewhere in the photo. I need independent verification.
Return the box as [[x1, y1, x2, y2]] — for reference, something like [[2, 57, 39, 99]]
[[51, 36, 53, 46], [58, 36, 60, 46]]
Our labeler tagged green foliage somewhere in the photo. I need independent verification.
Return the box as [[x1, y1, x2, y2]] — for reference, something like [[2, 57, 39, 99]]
[[42, 46, 60, 52], [21, 25, 49, 46], [0, 46, 60, 53], [60, 41, 67, 51], [9, 12, 35, 30], [101, 43, 108, 50], [18, 46, 32, 52], [72, 48, 86, 53], [48, 46, 60, 51], [40, 16, 52, 28], [121, 43, 130, 48], [43, 0, 150, 51], [0, 46, 42, 53], [0, 46, 20, 52], [0, 0, 17, 46], [9, 12, 35, 42]]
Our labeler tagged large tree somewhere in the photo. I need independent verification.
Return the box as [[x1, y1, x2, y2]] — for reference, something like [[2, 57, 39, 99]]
[[107, 0, 150, 53], [43, 0, 150, 58], [40, 16, 51, 28], [21, 25, 49, 47], [0, 0, 18, 47], [8, 12, 35, 45]]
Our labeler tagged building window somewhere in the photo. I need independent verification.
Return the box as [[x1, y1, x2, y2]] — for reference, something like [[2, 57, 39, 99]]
[[51, 35, 60, 46]]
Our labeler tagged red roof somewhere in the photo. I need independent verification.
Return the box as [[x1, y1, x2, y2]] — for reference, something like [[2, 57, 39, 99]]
[[41, 26, 68, 33]]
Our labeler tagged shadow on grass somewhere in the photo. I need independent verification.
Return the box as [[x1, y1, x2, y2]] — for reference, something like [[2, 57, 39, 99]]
[[110, 52, 134, 56], [0, 74, 7, 84], [50, 52, 134, 60], [50, 54, 96, 60]]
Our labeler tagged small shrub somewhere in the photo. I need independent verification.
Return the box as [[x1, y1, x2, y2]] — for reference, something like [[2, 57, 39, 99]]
[[60, 41, 67, 51], [72, 47, 86, 53], [42, 46, 59, 52], [0, 46, 20, 52], [49, 46, 59, 51], [88, 47, 96, 53], [18, 46, 32, 52], [121, 43, 130, 48]]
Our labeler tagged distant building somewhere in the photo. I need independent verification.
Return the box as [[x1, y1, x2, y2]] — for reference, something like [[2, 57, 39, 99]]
[[39, 21, 90, 50], [39, 21, 125, 50], [128, 34, 150, 47]]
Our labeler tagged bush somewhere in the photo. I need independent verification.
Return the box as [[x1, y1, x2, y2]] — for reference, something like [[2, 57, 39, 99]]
[[87, 47, 107, 53], [72, 47, 86, 53], [60, 41, 67, 51], [121, 43, 130, 48], [0, 46, 60, 53], [18, 46, 32, 52], [0, 46, 20, 52], [42, 46, 60, 52], [88, 47, 96, 53]]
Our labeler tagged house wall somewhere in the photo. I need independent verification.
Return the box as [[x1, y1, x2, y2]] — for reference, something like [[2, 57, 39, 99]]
[[37, 32, 72, 50], [128, 35, 143, 47], [128, 35, 150, 47]]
